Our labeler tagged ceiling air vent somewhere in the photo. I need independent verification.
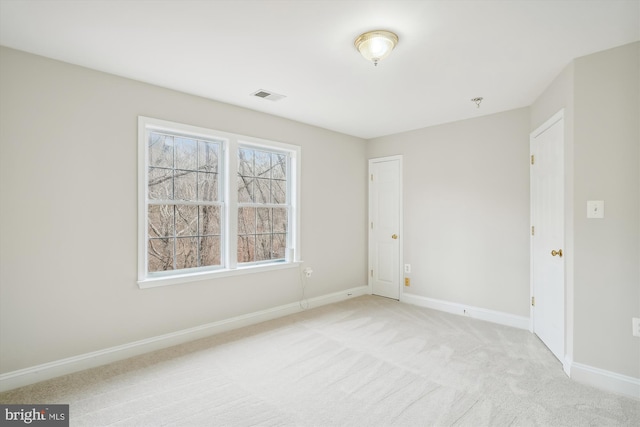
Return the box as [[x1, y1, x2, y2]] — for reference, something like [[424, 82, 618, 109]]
[[251, 89, 286, 102]]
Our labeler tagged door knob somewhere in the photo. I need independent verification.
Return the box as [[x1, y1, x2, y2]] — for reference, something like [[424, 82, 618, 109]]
[[391, 234, 398, 239], [551, 249, 563, 257]]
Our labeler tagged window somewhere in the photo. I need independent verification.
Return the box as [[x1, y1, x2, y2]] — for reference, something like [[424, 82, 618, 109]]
[[237, 146, 289, 264], [138, 117, 300, 288]]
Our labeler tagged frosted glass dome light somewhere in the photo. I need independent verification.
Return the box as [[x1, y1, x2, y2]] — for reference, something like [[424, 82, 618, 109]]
[[354, 30, 399, 66]]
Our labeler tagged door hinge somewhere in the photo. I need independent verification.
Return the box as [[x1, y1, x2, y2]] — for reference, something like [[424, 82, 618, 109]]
[[531, 154, 535, 165], [370, 174, 374, 181], [531, 296, 535, 307], [370, 222, 373, 229], [531, 225, 535, 236], [370, 269, 373, 277]]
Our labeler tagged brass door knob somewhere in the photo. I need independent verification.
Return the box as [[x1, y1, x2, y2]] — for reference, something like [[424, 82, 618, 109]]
[[391, 234, 398, 239], [551, 249, 563, 257]]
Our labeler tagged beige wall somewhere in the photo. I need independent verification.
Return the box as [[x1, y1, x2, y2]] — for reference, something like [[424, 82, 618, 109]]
[[367, 108, 531, 317], [531, 42, 640, 379], [572, 42, 640, 378], [0, 47, 367, 373]]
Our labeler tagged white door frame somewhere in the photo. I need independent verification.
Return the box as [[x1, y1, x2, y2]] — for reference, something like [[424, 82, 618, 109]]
[[368, 155, 403, 300], [530, 109, 566, 367]]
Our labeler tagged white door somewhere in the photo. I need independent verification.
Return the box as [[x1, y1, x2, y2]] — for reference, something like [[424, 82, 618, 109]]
[[369, 156, 402, 300], [530, 110, 565, 362]]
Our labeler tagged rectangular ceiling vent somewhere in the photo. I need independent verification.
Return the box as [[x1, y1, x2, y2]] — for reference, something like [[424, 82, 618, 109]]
[[251, 89, 286, 102]]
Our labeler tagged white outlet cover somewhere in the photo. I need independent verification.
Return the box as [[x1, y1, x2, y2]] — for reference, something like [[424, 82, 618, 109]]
[[587, 200, 604, 219], [404, 264, 411, 274]]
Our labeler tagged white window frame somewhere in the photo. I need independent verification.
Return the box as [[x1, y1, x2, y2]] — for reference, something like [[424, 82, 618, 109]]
[[138, 117, 301, 289]]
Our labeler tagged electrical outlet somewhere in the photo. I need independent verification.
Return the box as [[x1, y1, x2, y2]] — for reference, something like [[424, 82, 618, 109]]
[[404, 264, 411, 274], [404, 277, 410, 286], [633, 318, 640, 337]]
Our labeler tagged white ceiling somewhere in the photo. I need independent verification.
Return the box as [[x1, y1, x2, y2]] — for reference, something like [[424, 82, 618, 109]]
[[1, 0, 638, 139]]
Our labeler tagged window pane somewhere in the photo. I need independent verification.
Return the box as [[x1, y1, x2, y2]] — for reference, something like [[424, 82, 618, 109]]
[[238, 148, 254, 176], [255, 234, 271, 261], [238, 207, 256, 234], [237, 235, 255, 263], [176, 205, 198, 236], [272, 153, 286, 180], [149, 133, 173, 168], [148, 238, 174, 271], [238, 176, 253, 203], [199, 205, 220, 235], [175, 170, 197, 200], [200, 236, 221, 266], [255, 178, 270, 203], [255, 150, 271, 177], [199, 140, 219, 172], [198, 172, 217, 201], [176, 237, 198, 269], [175, 137, 197, 170], [273, 208, 288, 233], [236, 145, 292, 265], [271, 179, 286, 204], [148, 167, 173, 200], [148, 205, 174, 238], [273, 233, 286, 259], [256, 207, 271, 233]]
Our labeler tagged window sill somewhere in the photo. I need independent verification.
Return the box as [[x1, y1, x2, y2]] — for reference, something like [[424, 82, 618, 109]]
[[138, 261, 303, 289]]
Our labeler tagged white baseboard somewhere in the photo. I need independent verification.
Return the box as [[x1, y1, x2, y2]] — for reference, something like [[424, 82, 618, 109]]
[[563, 356, 572, 377], [401, 293, 530, 330], [569, 361, 640, 400], [7, 287, 636, 401], [399, 294, 640, 400], [0, 285, 369, 393]]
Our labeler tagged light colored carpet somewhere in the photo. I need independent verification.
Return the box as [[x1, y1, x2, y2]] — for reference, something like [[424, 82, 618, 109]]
[[1, 295, 639, 426]]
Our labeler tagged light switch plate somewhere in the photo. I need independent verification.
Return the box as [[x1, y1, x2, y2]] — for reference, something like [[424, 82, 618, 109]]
[[587, 200, 604, 219]]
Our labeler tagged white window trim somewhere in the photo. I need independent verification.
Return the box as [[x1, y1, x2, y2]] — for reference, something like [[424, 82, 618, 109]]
[[137, 116, 301, 289]]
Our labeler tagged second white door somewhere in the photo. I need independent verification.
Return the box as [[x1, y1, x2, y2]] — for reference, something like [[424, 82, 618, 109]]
[[369, 156, 402, 300], [530, 111, 565, 363]]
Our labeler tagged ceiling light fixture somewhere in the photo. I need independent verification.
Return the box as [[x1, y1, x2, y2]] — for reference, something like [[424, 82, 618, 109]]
[[354, 30, 399, 66]]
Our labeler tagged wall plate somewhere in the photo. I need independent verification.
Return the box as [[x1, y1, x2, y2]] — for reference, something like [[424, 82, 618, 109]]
[[587, 200, 604, 219]]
